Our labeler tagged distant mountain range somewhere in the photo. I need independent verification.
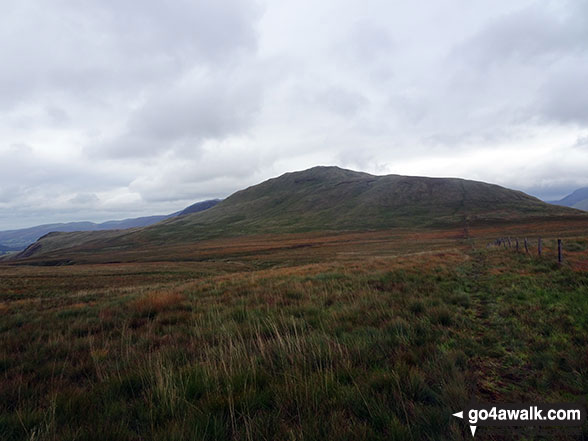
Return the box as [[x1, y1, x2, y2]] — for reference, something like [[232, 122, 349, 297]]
[[0, 199, 220, 252], [549, 187, 588, 211], [10, 166, 585, 262]]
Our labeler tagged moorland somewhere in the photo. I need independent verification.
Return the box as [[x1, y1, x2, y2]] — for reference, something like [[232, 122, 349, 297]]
[[1, 167, 587, 440]]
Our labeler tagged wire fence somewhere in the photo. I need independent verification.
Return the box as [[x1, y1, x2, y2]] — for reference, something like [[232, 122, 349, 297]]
[[488, 237, 564, 264]]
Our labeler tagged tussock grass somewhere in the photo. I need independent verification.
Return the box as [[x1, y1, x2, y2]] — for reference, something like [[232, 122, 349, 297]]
[[130, 291, 187, 318], [1, 228, 588, 440]]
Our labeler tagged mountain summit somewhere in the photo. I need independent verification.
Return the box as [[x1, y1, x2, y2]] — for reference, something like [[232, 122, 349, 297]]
[[146, 166, 575, 236], [12, 166, 582, 261]]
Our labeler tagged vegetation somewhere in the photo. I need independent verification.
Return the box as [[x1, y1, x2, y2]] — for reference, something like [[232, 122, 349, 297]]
[[0, 199, 220, 252], [1, 223, 587, 440], [12, 167, 584, 261]]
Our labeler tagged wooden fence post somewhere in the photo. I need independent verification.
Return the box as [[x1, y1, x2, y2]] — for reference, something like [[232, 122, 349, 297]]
[[538, 237, 542, 256], [507, 237, 511, 248], [524, 238, 529, 254], [558, 239, 562, 264], [515, 238, 519, 252]]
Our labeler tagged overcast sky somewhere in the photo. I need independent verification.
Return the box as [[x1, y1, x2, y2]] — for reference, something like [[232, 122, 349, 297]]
[[1, 0, 588, 229]]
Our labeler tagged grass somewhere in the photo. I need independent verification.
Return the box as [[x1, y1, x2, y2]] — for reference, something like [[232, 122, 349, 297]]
[[12, 167, 585, 262], [1, 224, 588, 440]]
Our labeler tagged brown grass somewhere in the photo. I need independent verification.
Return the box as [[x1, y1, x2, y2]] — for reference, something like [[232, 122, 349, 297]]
[[130, 290, 186, 316], [1, 219, 588, 440]]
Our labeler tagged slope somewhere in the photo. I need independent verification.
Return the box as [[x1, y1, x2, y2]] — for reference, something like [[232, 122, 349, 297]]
[[141, 166, 578, 242], [12, 166, 583, 261], [549, 187, 588, 211], [0, 199, 220, 250]]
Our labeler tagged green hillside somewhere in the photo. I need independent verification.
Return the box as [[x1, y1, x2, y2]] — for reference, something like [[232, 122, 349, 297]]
[[12, 166, 582, 260], [137, 166, 578, 241]]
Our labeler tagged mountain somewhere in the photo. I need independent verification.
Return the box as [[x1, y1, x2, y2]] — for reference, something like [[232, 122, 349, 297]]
[[176, 199, 222, 216], [138, 166, 580, 240], [576, 200, 588, 210], [549, 187, 588, 211], [0, 199, 220, 250], [0, 244, 21, 255], [11, 167, 583, 261]]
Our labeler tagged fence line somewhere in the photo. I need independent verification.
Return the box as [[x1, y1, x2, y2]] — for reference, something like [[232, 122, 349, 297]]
[[490, 236, 563, 264]]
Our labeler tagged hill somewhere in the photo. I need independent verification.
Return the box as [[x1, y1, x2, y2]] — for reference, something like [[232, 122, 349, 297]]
[[134, 166, 581, 242], [11, 166, 583, 261], [0, 244, 21, 255], [549, 187, 588, 211], [176, 199, 222, 216], [0, 199, 220, 250]]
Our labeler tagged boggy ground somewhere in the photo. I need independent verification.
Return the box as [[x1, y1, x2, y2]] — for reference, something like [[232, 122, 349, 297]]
[[1, 221, 587, 440]]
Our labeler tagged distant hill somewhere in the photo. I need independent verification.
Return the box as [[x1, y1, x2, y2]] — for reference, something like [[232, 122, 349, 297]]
[[0, 199, 220, 250], [176, 199, 222, 216], [549, 187, 588, 211], [0, 243, 21, 255], [11, 166, 583, 261]]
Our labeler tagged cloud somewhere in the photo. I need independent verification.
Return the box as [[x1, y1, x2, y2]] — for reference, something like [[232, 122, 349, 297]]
[[338, 18, 395, 66], [574, 135, 588, 149], [454, 1, 588, 68], [128, 139, 266, 202], [94, 69, 263, 158], [0, 0, 260, 110], [448, 0, 588, 129], [315, 87, 368, 117], [537, 62, 588, 125], [69, 193, 100, 206], [1, 0, 588, 229]]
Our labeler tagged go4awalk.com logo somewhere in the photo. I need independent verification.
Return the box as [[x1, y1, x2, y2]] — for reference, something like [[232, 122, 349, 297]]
[[452, 402, 586, 437]]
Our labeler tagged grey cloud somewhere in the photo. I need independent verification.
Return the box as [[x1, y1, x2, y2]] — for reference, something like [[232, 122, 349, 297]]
[[93, 70, 263, 158], [69, 193, 100, 206], [331, 18, 396, 82], [132, 76, 261, 144], [2, 0, 588, 229], [7, 143, 34, 156], [537, 64, 588, 125], [316, 87, 368, 117], [45, 106, 70, 125], [90, 0, 260, 63], [345, 19, 395, 64], [387, 91, 428, 126], [129, 148, 264, 202], [0, 0, 260, 111], [575, 135, 588, 149], [454, 2, 588, 68], [422, 0, 588, 140], [0, 149, 128, 196]]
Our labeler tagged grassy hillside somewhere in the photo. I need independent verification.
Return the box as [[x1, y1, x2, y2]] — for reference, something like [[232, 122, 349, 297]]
[[0, 200, 220, 251], [147, 166, 575, 240], [1, 225, 587, 440], [12, 166, 583, 261]]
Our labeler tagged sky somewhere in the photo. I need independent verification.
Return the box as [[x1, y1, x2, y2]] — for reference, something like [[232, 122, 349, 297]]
[[1, 0, 588, 230]]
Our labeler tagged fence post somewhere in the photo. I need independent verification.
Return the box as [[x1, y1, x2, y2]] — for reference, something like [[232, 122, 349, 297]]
[[558, 239, 562, 264], [524, 238, 529, 254], [507, 237, 511, 248], [515, 238, 519, 252], [538, 237, 542, 256]]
